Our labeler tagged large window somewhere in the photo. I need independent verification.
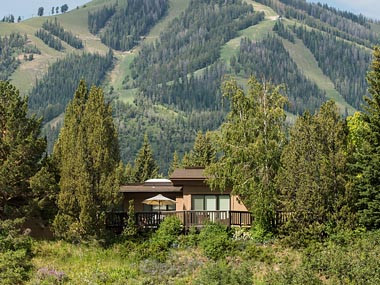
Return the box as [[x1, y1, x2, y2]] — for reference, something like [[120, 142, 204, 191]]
[[191, 195, 230, 211]]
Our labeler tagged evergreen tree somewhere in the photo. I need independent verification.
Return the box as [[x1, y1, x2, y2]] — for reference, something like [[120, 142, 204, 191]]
[[355, 46, 380, 229], [206, 77, 287, 232], [277, 101, 350, 235], [183, 131, 216, 167], [0, 81, 46, 219], [53, 80, 121, 239], [168, 151, 181, 175], [133, 134, 159, 183]]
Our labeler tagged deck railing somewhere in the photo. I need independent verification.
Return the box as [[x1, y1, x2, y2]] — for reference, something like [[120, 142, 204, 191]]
[[106, 210, 294, 232], [106, 210, 258, 231]]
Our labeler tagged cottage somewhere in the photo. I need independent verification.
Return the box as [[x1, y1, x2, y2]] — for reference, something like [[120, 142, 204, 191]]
[[108, 167, 252, 230]]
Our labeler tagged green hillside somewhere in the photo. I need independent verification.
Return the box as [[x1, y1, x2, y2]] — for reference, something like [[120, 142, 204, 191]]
[[0, 0, 377, 173]]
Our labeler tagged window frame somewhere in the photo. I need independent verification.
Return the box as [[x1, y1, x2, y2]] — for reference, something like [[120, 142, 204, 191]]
[[191, 194, 230, 211]]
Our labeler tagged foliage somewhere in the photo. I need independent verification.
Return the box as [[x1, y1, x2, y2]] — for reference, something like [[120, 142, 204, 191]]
[[273, 19, 295, 42], [42, 18, 83, 49], [132, 134, 159, 182], [53, 80, 121, 240], [354, 46, 380, 229], [293, 24, 371, 109], [29, 51, 113, 123], [0, 81, 46, 219], [122, 200, 137, 238], [0, 219, 32, 285], [0, 33, 39, 81], [138, 216, 182, 262], [277, 101, 352, 243], [35, 29, 64, 51], [89, 0, 169, 51], [198, 222, 233, 260], [192, 261, 253, 285], [236, 36, 326, 114], [131, 0, 264, 108], [29, 157, 60, 222], [182, 131, 216, 167], [206, 77, 287, 232]]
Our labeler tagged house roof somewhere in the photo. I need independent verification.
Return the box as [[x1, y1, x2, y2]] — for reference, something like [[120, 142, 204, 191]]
[[120, 185, 182, 193], [170, 167, 206, 181]]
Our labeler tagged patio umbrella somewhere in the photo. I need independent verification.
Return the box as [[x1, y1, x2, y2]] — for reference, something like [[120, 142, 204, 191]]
[[142, 194, 177, 211]]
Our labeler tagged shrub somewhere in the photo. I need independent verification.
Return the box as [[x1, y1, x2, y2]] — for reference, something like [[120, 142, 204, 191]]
[[265, 263, 322, 285], [0, 219, 32, 284], [178, 226, 199, 248], [198, 222, 233, 260], [136, 216, 182, 262], [122, 200, 137, 238], [192, 261, 253, 285]]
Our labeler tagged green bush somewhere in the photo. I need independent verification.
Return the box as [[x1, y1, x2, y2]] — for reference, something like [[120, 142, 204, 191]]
[[0, 219, 32, 284], [192, 261, 253, 285], [199, 222, 233, 260], [136, 216, 183, 262], [178, 226, 199, 248], [303, 231, 380, 284]]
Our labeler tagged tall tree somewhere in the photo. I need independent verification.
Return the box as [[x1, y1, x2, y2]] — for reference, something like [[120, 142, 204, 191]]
[[53, 80, 121, 239], [355, 46, 380, 229], [168, 151, 180, 175], [277, 101, 350, 234], [206, 77, 287, 232], [133, 134, 159, 183], [0, 81, 46, 218], [183, 131, 216, 167], [37, 7, 44, 17]]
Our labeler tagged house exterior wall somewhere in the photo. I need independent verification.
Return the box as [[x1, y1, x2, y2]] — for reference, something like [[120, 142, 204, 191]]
[[122, 183, 248, 212]]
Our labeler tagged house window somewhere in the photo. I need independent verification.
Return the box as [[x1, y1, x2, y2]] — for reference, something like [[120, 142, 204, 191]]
[[191, 195, 230, 211], [143, 204, 176, 212]]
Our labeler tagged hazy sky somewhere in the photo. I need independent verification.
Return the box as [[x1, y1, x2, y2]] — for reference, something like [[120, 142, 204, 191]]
[[2, 0, 90, 20], [308, 0, 380, 20], [2, 0, 380, 21]]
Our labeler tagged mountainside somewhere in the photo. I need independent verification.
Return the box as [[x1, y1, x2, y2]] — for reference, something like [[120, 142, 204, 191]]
[[1, 0, 379, 173]]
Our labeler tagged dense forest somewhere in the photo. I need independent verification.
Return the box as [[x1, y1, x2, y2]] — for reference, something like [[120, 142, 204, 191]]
[[35, 29, 64, 51], [88, 0, 169, 51], [234, 35, 326, 114], [42, 18, 83, 49], [293, 24, 371, 109], [131, 0, 264, 97], [256, 0, 378, 48], [0, 33, 40, 80], [28, 51, 114, 123]]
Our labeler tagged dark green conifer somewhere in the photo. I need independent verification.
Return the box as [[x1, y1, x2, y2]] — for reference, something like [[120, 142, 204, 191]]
[[355, 46, 380, 229], [183, 131, 216, 168], [53, 80, 121, 239], [0, 81, 46, 218], [277, 101, 349, 232], [133, 134, 159, 183]]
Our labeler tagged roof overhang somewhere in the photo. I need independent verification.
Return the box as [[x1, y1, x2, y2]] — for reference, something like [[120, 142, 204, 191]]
[[120, 185, 183, 193]]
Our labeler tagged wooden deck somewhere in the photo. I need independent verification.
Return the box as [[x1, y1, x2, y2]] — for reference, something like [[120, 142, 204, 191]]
[[106, 210, 253, 232]]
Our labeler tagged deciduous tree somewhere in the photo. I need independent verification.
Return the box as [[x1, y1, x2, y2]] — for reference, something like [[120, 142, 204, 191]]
[[206, 77, 287, 232]]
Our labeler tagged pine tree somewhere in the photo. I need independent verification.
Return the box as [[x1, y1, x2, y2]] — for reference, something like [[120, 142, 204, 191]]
[[355, 46, 380, 229], [0, 81, 46, 219], [133, 134, 159, 183], [277, 101, 349, 233], [183, 131, 216, 168], [168, 151, 181, 175], [206, 77, 287, 232], [53, 80, 121, 239]]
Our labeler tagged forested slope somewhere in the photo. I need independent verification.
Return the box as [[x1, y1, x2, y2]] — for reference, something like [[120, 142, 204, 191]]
[[0, 0, 378, 173]]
